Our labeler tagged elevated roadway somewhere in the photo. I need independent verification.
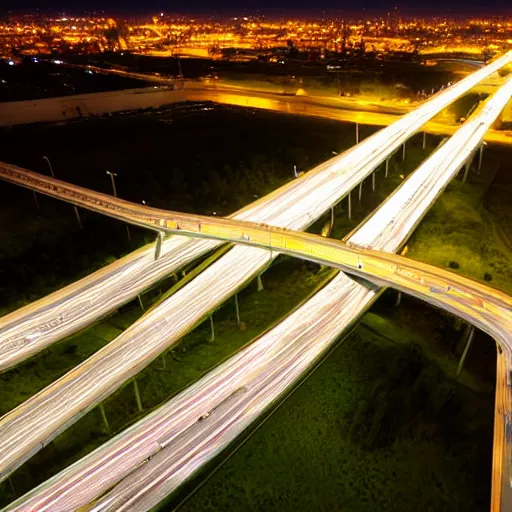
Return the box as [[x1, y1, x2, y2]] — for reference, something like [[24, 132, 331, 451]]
[[5, 80, 512, 511], [2, 176, 508, 343], [4, 53, 512, 371], [1, 74, 512, 500]]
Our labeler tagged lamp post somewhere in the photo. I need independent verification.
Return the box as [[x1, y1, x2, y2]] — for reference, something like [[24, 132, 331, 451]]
[[105, 170, 118, 198], [42, 156, 55, 177]]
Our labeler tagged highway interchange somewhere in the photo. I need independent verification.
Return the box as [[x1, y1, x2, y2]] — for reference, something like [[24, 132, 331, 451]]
[[3, 50, 512, 371], [1, 52, 512, 511]]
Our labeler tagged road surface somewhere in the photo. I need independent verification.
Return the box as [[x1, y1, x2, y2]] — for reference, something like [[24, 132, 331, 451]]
[[4, 52, 511, 371], [6, 77, 512, 511], [2, 75, 512, 508]]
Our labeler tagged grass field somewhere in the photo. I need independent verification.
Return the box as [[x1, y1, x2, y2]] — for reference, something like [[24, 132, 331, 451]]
[[407, 146, 512, 295], [179, 305, 494, 512]]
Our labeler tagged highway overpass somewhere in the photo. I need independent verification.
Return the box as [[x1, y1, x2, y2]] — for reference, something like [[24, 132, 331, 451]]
[[4, 119, 512, 510], [1, 55, 512, 511], [2, 167, 509, 344], [4, 53, 511, 371]]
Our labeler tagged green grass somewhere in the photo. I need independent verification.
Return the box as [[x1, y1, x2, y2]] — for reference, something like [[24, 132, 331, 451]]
[[407, 163, 512, 295], [361, 310, 493, 394], [179, 312, 494, 512]]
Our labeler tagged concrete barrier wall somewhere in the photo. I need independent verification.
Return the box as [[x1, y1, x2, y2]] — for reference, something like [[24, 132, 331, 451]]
[[0, 87, 188, 127]]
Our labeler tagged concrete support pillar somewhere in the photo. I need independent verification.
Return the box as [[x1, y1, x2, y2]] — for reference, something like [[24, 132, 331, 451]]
[[422, 131, 427, 151], [209, 314, 215, 342], [463, 161, 471, 183], [73, 206, 83, 228], [355, 122, 359, 144], [395, 291, 402, 307], [372, 172, 376, 192], [385, 158, 389, 178], [457, 326, 475, 377], [154, 231, 164, 260], [402, 141, 406, 162], [257, 274, 264, 292], [126, 225, 132, 244], [8, 477, 16, 499], [32, 191, 40, 211], [478, 143, 484, 172], [358, 181, 363, 202], [99, 403, 110, 432], [137, 294, 145, 312], [161, 352, 167, 370], [133, 379, 143, 412], [330, 206, 335, 231], [347, 190, 352, 220], [234, 293, 241, 326]]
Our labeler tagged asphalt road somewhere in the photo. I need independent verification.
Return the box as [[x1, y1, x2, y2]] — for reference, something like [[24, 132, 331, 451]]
[[6, 73, 512, 511], [4, 52, 511, 372], [4, 74, 512, 511], [78, 61, 512, 146]]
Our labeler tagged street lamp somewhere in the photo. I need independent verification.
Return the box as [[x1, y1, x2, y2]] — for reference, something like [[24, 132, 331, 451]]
[[42, 156, 55, 178], [106, 170, 118, 197]]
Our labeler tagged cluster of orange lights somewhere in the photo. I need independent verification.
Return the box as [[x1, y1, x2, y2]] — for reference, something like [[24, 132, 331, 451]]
[[1, 14, 512, 59]]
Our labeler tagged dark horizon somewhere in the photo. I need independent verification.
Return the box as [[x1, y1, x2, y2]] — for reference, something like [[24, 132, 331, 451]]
[[3, 2, 512, 18]]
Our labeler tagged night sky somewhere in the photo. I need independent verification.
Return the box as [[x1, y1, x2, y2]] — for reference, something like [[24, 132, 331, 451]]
[[2, 0, 511, 16]]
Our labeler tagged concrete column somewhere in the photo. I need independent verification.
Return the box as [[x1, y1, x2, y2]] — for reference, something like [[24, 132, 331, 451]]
[[154, 231, 164, 260], [372, 172, 376, 192], [358, 181, 363, 202], [462, 161, 471, 183], [395, 291, 402, 306], [209, 313, 215, 341], [402, 141, 406, 162], [73, 206, 83, 228], [330, 206, 335, 231], [8, 477, 16, 499], [99, 403, 110, 432], [385, 157, 389, 178], [478, 143, 484, 172], [234, 293, 241, 326], [133, 379, 143, 412], [422, 131, 427, 150], [355, 122, 359, 144], [348, 191, 352, 220], [137, 294, 145, 312], [126, 225, 132, 244], [257, 274, 264, 292], [457, 326, 475, 377]]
